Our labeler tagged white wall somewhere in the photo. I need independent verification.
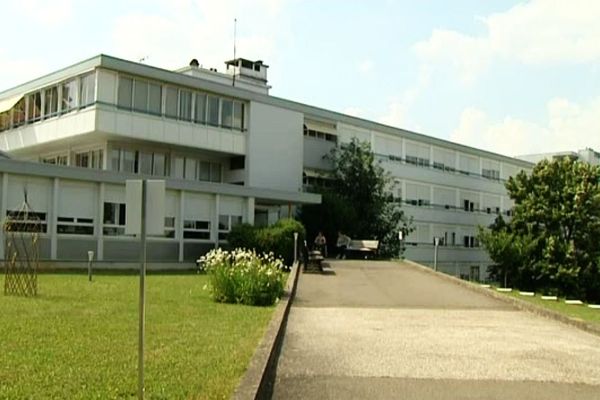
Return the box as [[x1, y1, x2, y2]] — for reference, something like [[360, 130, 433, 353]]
[[246, 102, 303, 192]]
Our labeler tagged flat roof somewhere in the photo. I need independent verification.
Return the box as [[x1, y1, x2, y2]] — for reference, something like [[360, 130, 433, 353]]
[[0, 54, 533, 168]]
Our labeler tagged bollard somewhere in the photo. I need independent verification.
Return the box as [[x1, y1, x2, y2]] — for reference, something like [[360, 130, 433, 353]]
[[87, 251, 94, 282]]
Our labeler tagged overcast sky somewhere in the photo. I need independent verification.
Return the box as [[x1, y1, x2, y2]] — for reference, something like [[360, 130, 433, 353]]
[[1, 0, 599, 157]]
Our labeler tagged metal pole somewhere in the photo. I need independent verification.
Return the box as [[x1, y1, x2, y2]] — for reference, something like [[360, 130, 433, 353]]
[[433, 239, 438, 272], [293, 232, 298, 264], [138, 180, 147, 400]]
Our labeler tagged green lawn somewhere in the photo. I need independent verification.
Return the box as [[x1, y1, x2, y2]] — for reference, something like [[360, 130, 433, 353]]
[[499, 290, 600, 328], [0, 273, 275, 399]]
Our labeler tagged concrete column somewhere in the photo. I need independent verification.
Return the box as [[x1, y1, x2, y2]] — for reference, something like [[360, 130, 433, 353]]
[[97, 183, 104, 261], [0, 173, 7, 260], [429, 185, 434, 206], [50, 178, 59, 260], [455, 188, 460, 209], [246, 197, 255, 225], [178, 190, 185, 262], [214, 194, 220, 249]]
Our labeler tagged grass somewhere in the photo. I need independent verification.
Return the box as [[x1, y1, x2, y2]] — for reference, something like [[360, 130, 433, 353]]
[[0, 273, 276, 399], [494, 289, 600, 328]]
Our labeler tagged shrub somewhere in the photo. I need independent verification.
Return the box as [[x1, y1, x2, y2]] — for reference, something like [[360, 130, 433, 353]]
[[200, 248, 286, 306], [227, 219, 306, 267]]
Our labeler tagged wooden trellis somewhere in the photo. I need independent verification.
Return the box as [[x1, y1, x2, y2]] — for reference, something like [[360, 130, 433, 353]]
[[3, 197, 40, 297]]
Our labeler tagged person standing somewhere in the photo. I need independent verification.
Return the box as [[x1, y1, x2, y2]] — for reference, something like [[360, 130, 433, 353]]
[[336, 231, 351, 259], [314, 231, 327, 257]]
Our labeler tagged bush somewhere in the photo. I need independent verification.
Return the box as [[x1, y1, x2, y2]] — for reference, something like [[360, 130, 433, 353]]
[[201, 248, 286, 306], [227, 219, 306, 267]]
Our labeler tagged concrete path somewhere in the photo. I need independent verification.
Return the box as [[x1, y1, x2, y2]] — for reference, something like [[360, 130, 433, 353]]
[[271, 260, 600, 399]]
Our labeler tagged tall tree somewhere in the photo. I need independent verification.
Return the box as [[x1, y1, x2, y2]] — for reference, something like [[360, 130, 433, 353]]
[[479, 157, 600, 301], [300, 138, 413, 257]]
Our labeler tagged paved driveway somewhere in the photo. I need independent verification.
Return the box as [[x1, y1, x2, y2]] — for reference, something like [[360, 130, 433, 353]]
[[272, 260, 600, 399]]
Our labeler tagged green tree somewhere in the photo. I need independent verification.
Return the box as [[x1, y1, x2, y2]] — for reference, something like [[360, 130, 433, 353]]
[[300, 138, 413, 258], [479, 158, 600, 301]]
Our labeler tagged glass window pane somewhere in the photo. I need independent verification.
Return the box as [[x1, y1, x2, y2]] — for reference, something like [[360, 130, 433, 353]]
[[44, 86, 58, 117], [12, 99, 25, 126], [221, 99, 233, 128], [218, 215, 229, 230], [174, 157, 184, 178], [139, 151, 152, 175], [103, 202, 115, 224], [148, 83, 161, 114], [210, 163, 221, 182], [110, 149, 120, 171], [153, 153, 166, 176], [0, 112, 10, 132], [79, 73, 95, 107], [184, 158, 196, 180], [91, 149, 103, 169], [118, 76, 133, 109], [122, 149, 137, 173], [75, 152, 89, 168], [207, 96, 219, 126], [233, 102, 243, 130], [179, 90, 192, 121], [198, 161, 210, 181], [165, 87, 178, 118], [194, 93, 206, 123], [27, 92, 42, 122], [62, 79, 78, 112], [133, 80, 148, 112]]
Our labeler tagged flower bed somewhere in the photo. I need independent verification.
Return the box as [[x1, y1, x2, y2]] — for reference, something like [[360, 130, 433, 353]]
[[201, 248, 287, 306]]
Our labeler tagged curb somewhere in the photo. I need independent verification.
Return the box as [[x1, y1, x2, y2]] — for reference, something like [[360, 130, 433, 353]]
[[231, 260, 301, 400], [402, 260, 600, 337]]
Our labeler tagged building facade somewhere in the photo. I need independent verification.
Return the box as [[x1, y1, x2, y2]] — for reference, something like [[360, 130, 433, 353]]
[[0, 54, 533, 275]]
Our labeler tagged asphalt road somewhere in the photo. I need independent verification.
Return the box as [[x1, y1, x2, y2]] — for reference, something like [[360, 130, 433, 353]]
[[271, 260, 600, 400]]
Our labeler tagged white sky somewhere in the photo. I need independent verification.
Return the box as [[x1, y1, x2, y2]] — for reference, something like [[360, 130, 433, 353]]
[[1, 0, 599, 157]]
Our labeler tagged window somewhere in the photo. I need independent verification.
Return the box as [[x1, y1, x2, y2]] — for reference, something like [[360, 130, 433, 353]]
[[482, 168, 500, 180], [165, 87, 178, 118], [90, 149, 103, 169], [198, 161, 210, 181], [0, 112, 10, 132], [133, 80, 148, 112], [210, 163, 221, 183], [183, 220, 210, 239], [12, 99, 25, 127], [57, 216, 94, 235], [79, 73, 95, 107], [61, 79, 78, 112], [207, 96, 219, 126], [148, 83, 162, 115], [230, 156, 245, 170], [42, 155, 67, 165], [221, 99, 233, 128], [218, 215, 242, 240], [110, 148, 120, 171], [185, 158, 197, 180], [44, 86, 59, 118], [5, 210, 47, 233], [27, 92, 42, 122], [75, 152, 89, 168], [173, 157, 185, 179], [122, 149, 137, 173], [117, 76, 133, 109], [139, 151, 153, 175], [179, 90, 192, 121], [194, 93, 206, 123], [164, 217, 175, 238], [233, 102, 243, 130], [153, 153, 166, 176], [103, 202, 126, 236]]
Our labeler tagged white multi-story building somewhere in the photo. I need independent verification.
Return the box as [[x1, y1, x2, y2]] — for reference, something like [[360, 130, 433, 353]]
[[0, 54, 533, 275]]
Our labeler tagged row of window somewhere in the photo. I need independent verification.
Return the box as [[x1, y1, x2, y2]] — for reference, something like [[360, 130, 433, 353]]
[[42, 149, 104, 169], [117, 76, 245, 131], [405, 231, 480, 248], [303, 126, 337, 143], [5, 205, 241, 239], [0, 72, 95, 132], [402, 198, 512, 216], [378, 154, 503, 181]]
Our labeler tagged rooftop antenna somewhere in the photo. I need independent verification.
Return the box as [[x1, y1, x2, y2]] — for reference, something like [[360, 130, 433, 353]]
[[139, 56, 149, 63], [232, 18, 237, 87]]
